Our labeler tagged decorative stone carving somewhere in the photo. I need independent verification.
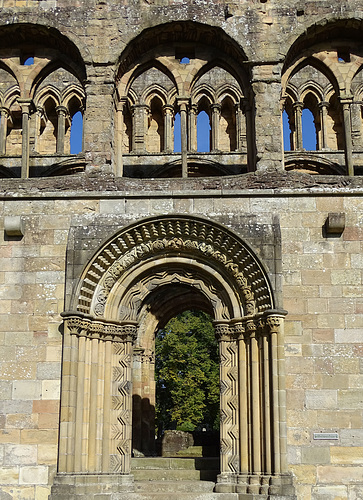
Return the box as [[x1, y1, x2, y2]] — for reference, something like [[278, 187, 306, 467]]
[[76, 217, 273, 319], [62, 312, 137, 342]]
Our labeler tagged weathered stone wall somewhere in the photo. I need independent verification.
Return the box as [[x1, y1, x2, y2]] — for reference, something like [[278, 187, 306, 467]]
[[1, 181, 363, 499]]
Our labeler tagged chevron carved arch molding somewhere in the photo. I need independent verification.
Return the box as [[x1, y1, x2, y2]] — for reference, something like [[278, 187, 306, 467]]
[[56, 215, 293, 499], [75, 215, 274, 323]]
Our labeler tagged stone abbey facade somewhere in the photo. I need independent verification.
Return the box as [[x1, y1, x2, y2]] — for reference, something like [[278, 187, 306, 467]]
[[1, 0, 363, 499]]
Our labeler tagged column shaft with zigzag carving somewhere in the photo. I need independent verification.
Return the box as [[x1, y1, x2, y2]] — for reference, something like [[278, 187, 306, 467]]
[[58, 314, 136, 476]]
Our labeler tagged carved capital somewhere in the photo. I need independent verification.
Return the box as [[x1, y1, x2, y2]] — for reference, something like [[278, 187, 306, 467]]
[[62, 312, 138, 343], [265, 315, 282, 334]]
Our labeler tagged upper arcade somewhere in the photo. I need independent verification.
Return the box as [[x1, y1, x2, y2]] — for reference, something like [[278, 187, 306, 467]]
[[0, 9, 362, 179]]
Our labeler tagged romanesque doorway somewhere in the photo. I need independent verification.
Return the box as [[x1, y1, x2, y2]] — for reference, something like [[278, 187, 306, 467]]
[[55, 215, 293, 497]]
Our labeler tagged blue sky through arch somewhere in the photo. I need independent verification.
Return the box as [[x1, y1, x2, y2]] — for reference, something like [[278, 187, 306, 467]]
[[283, 109, 317, 151], [70, 111, 83, 154]]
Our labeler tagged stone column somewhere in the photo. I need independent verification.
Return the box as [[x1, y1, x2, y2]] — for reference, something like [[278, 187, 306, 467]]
[[341, 97, 354, 176], [163, 104, 173, 152], [235, 102, 246, 152], [318, 101, 329, 150], [246, 320, 261, 495], [350, 101, 363, 148], [236, 321, 248, 494], [242, 98, 254, 171], [18, 99, 32, 179], [56, 313, 137, 496], [33, 106, 44, 153], [56, 105, 68, 154], [211, 103, 221, 151], [0, 107, 9, 155], [265, 310, 291, 497], [215, 321, 239, 494], [293, 101, 303, 150], [177, 98, 189, 177], [116, 99, 127, 176], [188, 104, 197, 152], [131, 104, 149, 153]]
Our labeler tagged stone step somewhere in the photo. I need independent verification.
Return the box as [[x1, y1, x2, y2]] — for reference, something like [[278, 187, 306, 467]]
[[134, 479, 216, 493], [132, 457, 219, 471], [132, 467, 218, 481], [124, 493, 238, 500]]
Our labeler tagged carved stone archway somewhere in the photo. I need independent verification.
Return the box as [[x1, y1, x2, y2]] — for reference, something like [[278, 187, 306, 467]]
[[52, 215, 294, 498]]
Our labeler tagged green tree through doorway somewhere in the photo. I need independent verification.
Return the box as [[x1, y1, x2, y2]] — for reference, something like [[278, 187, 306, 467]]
[[155, 310, 219, 436]]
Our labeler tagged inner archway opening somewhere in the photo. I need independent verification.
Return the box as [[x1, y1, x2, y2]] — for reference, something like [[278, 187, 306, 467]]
[[155, 309, 220, 458], [131, 282, 223, 460]]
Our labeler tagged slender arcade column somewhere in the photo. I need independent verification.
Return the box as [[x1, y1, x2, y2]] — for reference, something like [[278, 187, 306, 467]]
[[318, 101, 329, 149], [163, 104, 173, 152], [188, 104, 197, 151], [0, 108, 9, 155], [211, 103, 221, 151], [56, 105, 68, 154], [178, 98, 189, 177], [341, 97, 354, 176], [131, 104, 149, 153], [293, 101, 303, 150], [235, 102, 245, 152], [18, 99, 32, 178], [116, 100, 127, 177]]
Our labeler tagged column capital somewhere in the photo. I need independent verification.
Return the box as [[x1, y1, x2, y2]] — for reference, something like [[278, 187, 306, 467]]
[[292, 101, 303, 111], [18, 98, 34, 113], [117, 97, 128, 111], [131, 103, 149, 110], [162, 103, 174, 114], [241, 97, 251, 113], [189, 103, 198, 114], [56, 105, 68, 116], [176, 97, 190, 111], [61, 312, 138, 344], [318, 101, 329, 109], [339, 95, 353, 108], [214, 320, 233, 341], [211, 102, 221, 112]]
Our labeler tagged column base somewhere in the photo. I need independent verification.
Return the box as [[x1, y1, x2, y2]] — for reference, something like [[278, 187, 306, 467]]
[[215, 472, 238, 493], [49, 473, 134, 499], [234, 473, 296, 498]]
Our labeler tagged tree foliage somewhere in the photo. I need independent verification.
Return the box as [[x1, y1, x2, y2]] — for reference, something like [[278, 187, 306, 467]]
[[155, 310, 220, 434]]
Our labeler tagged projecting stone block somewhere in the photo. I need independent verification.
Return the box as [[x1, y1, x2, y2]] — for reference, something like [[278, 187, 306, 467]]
[[317, 465, 363, 484], [312, 485, 347, 499]]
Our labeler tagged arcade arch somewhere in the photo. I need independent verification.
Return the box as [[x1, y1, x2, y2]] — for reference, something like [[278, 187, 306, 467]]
[[115, 22, 253, 178], [282, 19, 363, 175], [0, 23, 86, 178]]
